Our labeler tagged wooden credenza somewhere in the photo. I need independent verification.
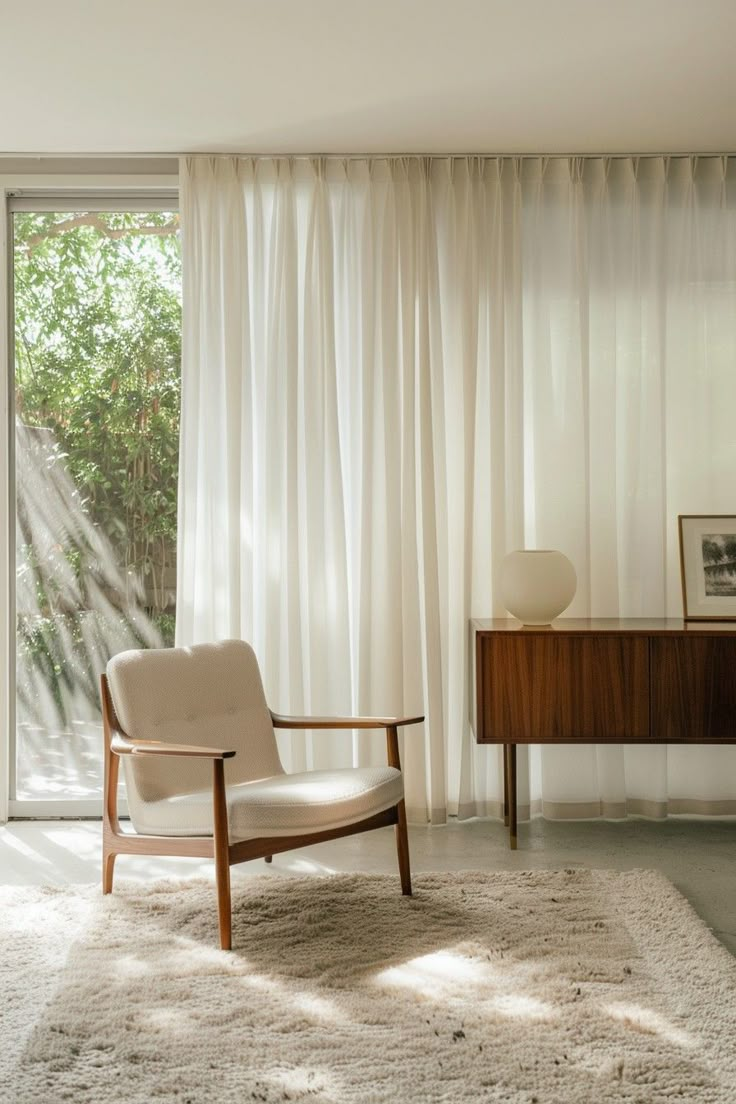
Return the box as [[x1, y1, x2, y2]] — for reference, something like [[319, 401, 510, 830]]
[[472, 618, 736, 848]]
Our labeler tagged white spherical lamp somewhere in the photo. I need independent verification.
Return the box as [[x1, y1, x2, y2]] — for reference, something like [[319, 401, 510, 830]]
[[500, 549, 577, 626]]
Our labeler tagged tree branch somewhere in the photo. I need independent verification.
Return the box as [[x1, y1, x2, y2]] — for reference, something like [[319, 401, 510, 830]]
[[24, 213, 180, 251]]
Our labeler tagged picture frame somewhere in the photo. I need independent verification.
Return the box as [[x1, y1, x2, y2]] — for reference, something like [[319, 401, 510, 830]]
[[678, 515, 736, 621]]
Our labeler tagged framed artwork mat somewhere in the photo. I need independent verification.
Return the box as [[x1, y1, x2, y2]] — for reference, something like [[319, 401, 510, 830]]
[[679, 514, 736, 621]]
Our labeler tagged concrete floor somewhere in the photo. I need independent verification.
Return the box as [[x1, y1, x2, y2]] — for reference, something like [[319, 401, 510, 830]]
[[1, 816, 734, 956]]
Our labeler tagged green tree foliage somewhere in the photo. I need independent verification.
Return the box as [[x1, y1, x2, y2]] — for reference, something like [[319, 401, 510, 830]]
[[13, 213, 181, 751], [14, 211, 181, 625]]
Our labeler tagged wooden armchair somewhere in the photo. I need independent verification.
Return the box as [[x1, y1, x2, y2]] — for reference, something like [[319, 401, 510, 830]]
[[101, 639, 423, 949]]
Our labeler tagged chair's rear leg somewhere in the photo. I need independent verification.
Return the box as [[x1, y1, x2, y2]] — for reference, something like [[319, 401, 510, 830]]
[[395, 799, 412, 896], [264, 855, 273, 864], [102, 850, 116, 894]]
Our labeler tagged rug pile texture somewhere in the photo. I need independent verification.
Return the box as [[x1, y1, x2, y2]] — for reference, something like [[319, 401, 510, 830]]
[[2, 868, 735, 1103]]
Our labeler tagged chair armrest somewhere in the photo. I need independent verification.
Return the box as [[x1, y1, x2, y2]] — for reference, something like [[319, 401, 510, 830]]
[[110, 734, 236, 760], [270, 712, 424, 730]]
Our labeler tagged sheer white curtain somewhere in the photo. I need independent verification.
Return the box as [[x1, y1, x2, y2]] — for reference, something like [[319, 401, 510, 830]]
[[178, 154, 736, 824]]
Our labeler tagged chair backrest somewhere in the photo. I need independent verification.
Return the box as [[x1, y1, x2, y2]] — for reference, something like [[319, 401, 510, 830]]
[[106, 640, 284, 808]]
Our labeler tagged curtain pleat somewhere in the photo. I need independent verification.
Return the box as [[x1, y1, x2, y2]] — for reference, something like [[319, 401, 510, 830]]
[[179, 154, 736, 824]]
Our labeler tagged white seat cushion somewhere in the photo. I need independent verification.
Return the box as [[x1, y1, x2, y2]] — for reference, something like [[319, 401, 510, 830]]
[[128, 766, 404, 840]]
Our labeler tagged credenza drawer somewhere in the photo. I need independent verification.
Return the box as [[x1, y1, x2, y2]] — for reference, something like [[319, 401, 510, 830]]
[[477, 634, 649, 743], [651, 636, 736, 742]]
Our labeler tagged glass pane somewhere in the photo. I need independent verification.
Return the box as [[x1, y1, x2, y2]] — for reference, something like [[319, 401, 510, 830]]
[[13, 210, 181, 802]]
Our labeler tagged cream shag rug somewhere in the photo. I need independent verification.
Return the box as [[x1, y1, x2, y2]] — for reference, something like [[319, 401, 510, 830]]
[[2, 869, 735, 1104]]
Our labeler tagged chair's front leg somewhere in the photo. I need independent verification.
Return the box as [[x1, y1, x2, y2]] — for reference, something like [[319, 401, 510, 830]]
[[212, 759, 232, 950], [387, 725, 412, 896], [102, 851, 117, 895], [101, 676, 122, 895], [102, 751, 119, 895], [395, 797, 412, 896]]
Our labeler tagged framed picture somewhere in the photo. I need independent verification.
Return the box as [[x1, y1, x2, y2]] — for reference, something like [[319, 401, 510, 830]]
[[678, 515, 736, 621]]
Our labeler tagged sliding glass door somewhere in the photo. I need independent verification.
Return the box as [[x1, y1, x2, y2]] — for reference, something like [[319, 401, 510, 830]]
[[9, 197, 181, 814]]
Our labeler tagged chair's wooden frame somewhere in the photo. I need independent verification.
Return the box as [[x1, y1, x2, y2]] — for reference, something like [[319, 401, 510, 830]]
[[100, 674, 423, 950]]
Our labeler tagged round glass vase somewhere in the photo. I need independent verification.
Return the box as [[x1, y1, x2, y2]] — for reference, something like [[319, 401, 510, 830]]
[[500, 549, 577, 626]]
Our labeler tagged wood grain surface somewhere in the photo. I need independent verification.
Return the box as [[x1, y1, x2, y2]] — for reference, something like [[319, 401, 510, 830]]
[[651, 636, 736, 742], [477, 633, 649, 744]]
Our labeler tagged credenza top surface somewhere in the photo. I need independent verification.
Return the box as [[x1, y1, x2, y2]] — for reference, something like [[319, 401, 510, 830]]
[[472, 617, 736, 635]]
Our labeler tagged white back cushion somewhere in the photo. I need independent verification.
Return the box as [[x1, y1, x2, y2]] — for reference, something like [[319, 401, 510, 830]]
[[107, 640, 284, 811]]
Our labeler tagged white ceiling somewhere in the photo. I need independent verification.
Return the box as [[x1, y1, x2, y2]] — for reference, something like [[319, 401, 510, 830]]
[[2, 0, 735, 155]]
